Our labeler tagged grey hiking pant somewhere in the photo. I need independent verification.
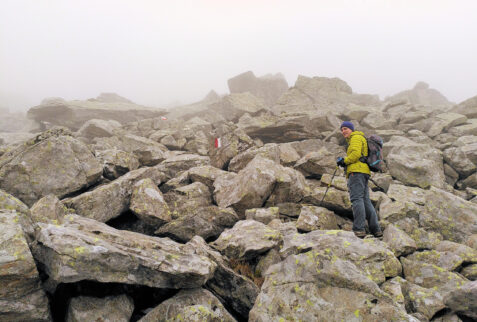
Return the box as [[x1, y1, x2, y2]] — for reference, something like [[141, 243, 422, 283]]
[[347, 172, 381, 234]]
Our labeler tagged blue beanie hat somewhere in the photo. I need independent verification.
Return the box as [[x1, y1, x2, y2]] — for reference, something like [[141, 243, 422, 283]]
[[340, 121, 354, 131]]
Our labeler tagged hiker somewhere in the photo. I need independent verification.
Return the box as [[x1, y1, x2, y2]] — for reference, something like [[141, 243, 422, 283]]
[[336, 121, 383, 239]]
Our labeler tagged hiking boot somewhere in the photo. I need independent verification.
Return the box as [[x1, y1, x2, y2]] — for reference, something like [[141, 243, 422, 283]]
[[373, 231, 383, 238], [353, 230, 366, 239]]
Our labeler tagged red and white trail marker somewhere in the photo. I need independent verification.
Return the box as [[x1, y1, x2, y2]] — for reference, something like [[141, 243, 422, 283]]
[[160, 116, 167, 120], [214, 137, 222, 148]]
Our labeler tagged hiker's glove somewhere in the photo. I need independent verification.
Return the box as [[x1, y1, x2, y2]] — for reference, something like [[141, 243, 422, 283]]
[[336, 157, 345, 168]]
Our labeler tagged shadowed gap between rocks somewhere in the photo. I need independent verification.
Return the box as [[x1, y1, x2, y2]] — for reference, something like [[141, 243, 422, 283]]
[[105, 210, 158, 236], [45, 280, 178, 322]]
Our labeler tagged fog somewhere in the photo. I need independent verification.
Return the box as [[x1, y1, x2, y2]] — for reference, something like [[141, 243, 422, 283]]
[[1, 0, 477, 112]]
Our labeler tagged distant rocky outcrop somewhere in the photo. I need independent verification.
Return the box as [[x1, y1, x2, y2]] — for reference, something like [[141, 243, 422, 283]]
[[2, 73, 477, 321], [27, 93, 167, 131], [228, 71, 289, 106], [385, 81, 452, 108]]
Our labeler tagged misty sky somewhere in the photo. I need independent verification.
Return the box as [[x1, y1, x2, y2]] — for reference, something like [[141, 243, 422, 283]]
[[1, 0, 477, 111]]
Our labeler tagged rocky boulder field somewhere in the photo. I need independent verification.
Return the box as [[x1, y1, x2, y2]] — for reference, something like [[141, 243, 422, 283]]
[[1, 73, 477, 321]]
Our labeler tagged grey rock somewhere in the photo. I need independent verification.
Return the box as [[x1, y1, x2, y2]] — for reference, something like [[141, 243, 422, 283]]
[[249, 246, 411, 321], [443, 281, 477, 320], [30, 194, 67, 225], [155, 153, 210, 181], [296, 205, 339, 232], [32, 214, 217, 288], [77, 118, 122, 142], [95, 149, 140, 180], [212, 220, 282, 260], [0, 211, 51, 321], [139, 288, 236, 322], [214, 156, 305, 217], [401, 257, 468, 295], [228, 71, 288, 106], [155, 206, 239, 243], [63, 167, 164, 223], [187, 236, 259, 320], [228, 143, 280, 172], [164, 182, 213, 220], [0, 132, 102, 206], [66, 294, 134, 322], [279, 230, 402, 284], [419, 187, 477, 243], [382, 224, 417, 257], [245, 207, 280, 225], [130, 178, 171, 227]]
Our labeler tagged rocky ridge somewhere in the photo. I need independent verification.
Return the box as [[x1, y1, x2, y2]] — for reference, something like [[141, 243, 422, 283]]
[[0, 74, 477, 321]]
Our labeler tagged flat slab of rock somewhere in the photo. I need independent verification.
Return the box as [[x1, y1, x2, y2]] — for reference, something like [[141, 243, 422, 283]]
[[32, 214, 217, 288], [139, 288, 236, 322], [0, 211, 51, 321], [27, 96, 166, 131]]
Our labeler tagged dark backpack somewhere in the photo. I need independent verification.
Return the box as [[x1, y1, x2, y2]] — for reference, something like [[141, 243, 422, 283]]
[[360, 134, 385, 172]]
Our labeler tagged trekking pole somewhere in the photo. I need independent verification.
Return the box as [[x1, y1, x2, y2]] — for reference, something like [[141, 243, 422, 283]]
[[319, 166, 339, 207]]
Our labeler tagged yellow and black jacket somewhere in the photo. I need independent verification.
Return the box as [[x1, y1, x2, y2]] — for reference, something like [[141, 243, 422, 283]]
[[344, 131, 371, 177]]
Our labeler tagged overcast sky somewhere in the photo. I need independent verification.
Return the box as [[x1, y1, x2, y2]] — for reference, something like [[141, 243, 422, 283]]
[[1, 0, 477, 111]]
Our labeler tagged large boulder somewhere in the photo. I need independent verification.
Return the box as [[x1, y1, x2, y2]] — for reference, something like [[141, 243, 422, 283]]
[[94, 149, 140, 180], [279, 230, 402, 284], [385, 81, 452, 108], [386, 137, 446, 189], [212, 220, 282, 260], [451, 95, 477, 118], [0, 129, 103, 206], [227, 71, 289, 106], [130, 178, 171, 227], [209, 92, 268, 122], [419, 187, 477, 243], [27, 95, 166, 131], [63, 167, 164, 223], [214, 156, 305, 216], [249, 240, 411, 321], [32, 214, 217, 289], [401, 257, 468, 295], [443, 281, 477, 320], [238, 111, 339, 143], [0, 211, 51, 321], [76, 118, 122, 142], [155, 153, 210, 180], [272, 75, 380, 115]]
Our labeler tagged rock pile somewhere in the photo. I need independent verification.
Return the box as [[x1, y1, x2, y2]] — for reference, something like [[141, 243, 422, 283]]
[[1, 73, 476, 321]]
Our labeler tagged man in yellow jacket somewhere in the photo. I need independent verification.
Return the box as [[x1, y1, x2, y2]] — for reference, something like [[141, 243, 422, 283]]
[[336, 121, 383, 239]]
